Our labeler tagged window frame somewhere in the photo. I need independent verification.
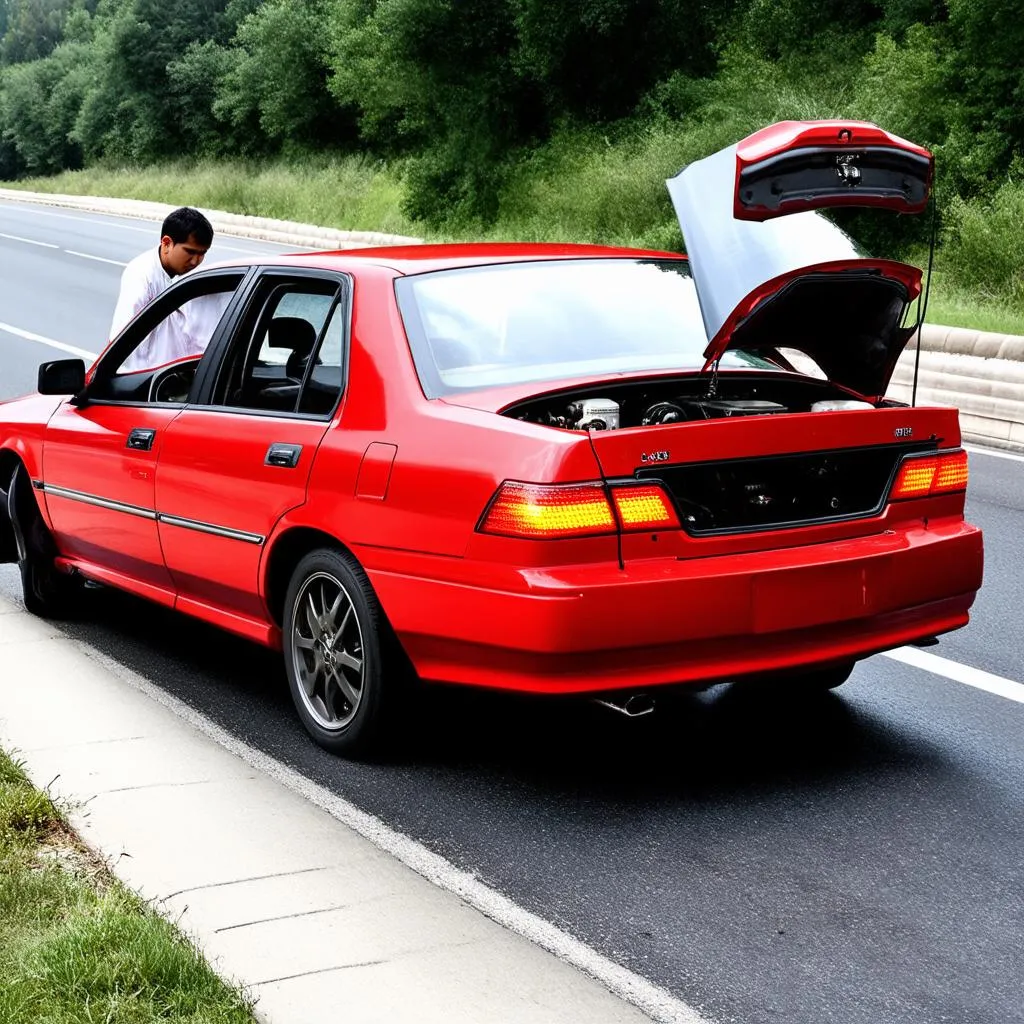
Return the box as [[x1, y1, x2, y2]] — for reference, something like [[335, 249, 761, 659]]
[[84, 267, 254, 408], [191, 267, 353, 423]]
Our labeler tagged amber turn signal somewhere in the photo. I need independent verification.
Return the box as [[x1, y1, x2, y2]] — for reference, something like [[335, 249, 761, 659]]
[[479, 481, 679, 538], [889, 450, 969, 501]]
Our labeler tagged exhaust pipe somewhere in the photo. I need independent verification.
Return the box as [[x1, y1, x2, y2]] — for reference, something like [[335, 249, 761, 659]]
[[594, 693, 656, 718]]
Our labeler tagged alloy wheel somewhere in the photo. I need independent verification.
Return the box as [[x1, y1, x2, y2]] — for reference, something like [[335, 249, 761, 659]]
[[289, 571, 366, 730]]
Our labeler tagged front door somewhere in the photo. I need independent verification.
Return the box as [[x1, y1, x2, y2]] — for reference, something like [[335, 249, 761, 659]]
[[41, 269, 247, 603], [154, 270, 349, 636]]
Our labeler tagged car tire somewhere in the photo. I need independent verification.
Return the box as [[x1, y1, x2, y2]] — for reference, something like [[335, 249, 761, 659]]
[[282, 547, 404, 757], [7, 465, 80, 619]]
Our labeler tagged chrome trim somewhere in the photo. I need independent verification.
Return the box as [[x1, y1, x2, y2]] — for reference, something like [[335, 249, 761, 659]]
[[157, 513, 264, 546], [38, 482, 264, 545], [41, 483, 156, 520]]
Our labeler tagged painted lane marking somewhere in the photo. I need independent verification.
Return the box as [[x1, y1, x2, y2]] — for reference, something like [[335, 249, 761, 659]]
[[0, 321, 98, 361], [963, 443, 1024, 464], [0, 232, 59, 248], [2, 201, 317, 252], [64, 249, 127, 267], [883, 647, 1024, 704]]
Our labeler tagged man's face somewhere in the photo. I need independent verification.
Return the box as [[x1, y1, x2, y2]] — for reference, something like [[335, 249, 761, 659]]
[[160, 233, 210, 277]]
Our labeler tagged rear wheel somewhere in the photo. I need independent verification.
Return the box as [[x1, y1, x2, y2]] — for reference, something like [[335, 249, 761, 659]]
[[6, 465, 80, 619], [282, 547, 403, 757]]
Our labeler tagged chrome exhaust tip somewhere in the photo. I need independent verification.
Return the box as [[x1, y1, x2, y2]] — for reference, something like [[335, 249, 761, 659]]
[[594, 693, 656, 718]]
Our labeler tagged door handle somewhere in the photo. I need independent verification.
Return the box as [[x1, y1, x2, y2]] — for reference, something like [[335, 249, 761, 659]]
[[265, 442, 303, 468], [126, 428, 156, 451]]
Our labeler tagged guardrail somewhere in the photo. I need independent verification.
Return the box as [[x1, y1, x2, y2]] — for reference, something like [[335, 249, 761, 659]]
[[3, 187, 1022, 450]]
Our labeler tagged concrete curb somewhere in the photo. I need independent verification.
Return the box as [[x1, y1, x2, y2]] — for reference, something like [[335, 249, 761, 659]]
[[0, 187, 423, 250], [2, 186, 1023, 449], [0, 587, 667, 1024]]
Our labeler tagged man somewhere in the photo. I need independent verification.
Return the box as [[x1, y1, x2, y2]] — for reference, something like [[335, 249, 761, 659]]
[[109, 206, 214, 373]]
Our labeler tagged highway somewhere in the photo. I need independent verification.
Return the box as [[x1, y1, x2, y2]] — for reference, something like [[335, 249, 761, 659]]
[[1, 197, 1022, 1024]]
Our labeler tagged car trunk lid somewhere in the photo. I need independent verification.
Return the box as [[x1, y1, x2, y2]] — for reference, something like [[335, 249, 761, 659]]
[[666, 120, 933, 396]]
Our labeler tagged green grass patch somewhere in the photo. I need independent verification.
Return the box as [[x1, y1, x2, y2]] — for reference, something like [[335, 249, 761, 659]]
[[0, 749, 256, 1024], [6, 155, 418, 239], [4, 139, 1024, 336]]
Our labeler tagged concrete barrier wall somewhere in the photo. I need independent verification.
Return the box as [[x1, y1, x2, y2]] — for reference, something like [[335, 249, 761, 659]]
[[887, 327, 1024, 450], [2, 187, 1022, 449]]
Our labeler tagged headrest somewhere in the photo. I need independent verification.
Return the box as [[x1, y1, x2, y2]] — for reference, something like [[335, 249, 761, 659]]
[[268, 316, 317, 356]]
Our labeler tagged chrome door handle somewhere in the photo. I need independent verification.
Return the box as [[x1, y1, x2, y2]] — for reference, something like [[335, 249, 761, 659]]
[[265, 443, 302, 468], [126, 428, 156, 451]]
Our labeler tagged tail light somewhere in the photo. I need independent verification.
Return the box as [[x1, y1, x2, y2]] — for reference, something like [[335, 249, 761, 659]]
[[889, 449, 968, 501], [479, 481, 680, 539]]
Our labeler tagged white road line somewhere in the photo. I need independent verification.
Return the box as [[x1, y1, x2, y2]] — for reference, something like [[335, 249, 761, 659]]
[[883, 647, 1024, 703], [76, 639, 711, 1024], [0, 321, 98, 361], [0, 232, 59, 248], [2, 201, 316, 252], [963, 443, 1024, 464], [64, 249, 127, 267], [1, 204, 158, 234]]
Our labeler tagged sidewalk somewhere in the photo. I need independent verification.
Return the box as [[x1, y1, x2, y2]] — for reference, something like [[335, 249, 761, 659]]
[[0, 593, 666, 1024]]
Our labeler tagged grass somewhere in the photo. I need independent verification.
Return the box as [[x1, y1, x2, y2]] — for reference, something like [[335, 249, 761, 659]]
[[4, 142, 1024, 337], [6, 154, 418, 239], [0, 748, 256, 1024]]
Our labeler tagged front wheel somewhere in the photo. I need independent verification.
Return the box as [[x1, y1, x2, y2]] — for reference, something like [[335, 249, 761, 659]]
[[282, 547, 400, 757], [7, 466, 80, 619]]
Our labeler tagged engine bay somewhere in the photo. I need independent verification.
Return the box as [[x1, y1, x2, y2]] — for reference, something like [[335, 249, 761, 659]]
[[502, 374, 885, 431]]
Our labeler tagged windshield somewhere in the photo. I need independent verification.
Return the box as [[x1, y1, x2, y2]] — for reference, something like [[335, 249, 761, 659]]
[[395, 258, 774, 398]]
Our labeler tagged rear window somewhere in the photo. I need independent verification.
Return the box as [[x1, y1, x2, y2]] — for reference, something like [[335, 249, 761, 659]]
[[395, 258, 769, 398]]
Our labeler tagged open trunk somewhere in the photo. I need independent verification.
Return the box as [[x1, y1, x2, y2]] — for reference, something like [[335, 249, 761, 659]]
[[500, 371, 953, 538]]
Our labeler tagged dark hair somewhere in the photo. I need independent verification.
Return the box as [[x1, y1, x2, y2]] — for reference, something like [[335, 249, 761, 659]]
[[161, 206, 213, 247]]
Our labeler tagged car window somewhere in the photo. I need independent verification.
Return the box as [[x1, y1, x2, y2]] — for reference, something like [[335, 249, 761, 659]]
[[88, 272, 246, 403], [395, 258, 777, 398], [209, 274, 347, 417]]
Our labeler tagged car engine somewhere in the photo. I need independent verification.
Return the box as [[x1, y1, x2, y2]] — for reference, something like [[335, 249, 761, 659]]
[[503, 375, 877, 431]]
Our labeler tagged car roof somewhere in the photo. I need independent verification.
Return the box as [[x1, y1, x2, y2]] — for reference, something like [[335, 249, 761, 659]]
[[219, 241, 686, 276]]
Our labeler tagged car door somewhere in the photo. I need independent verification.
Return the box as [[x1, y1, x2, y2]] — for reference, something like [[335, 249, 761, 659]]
[[154, 269, 349, 635], [41, 269, 247, 602]]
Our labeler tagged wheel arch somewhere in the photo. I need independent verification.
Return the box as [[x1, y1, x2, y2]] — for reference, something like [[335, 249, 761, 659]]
[[0, 448, 22, 563], [264, 526, 372, 629]]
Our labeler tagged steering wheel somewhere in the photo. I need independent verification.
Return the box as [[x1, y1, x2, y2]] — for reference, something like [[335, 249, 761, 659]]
[[149, 362, 198, 403]]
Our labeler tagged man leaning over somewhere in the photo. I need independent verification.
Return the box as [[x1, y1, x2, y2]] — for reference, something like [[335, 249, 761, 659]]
[[109, 206, 214, 373]]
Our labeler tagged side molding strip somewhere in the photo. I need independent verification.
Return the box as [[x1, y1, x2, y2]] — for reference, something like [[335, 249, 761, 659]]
[[39, 483, 265, 545]]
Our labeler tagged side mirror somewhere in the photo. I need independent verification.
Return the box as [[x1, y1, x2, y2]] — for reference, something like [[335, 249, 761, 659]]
[[38, 359, 86, 396]]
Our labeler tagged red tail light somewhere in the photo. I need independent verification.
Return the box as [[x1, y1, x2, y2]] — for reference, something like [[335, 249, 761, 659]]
[[479, 481, 679, 539], [889, 450, 969, 501]]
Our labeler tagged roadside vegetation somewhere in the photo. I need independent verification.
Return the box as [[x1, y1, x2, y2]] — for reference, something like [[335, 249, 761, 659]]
[[0, 747, 256, 1024], [0, 0, 1022, 333]]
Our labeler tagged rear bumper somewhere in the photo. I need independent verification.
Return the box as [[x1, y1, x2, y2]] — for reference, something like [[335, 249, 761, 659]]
[[366, 518, 984, 694]]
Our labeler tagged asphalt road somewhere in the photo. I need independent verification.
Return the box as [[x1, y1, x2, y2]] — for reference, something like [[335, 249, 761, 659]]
[[1, 197, 1022, 1024]]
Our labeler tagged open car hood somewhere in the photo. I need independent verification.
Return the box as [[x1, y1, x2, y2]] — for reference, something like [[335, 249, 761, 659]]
[[666, 120, 933, 397]]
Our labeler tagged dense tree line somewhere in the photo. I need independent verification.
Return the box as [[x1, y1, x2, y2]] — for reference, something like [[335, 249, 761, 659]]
[[0, 0, 1022, 234]]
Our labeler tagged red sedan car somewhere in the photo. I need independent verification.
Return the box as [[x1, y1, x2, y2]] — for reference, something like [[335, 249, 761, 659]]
[[0, 121, 984, 755]]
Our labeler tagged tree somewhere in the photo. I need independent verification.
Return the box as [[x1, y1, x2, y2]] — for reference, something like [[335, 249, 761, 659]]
[[1, 0, 72, 65]]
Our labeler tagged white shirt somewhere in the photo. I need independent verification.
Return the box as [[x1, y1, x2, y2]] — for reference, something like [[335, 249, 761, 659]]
[[110, 248, 227, 374]]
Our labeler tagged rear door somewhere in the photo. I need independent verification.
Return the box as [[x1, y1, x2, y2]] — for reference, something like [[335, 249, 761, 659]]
[[154, 269, 350, 631]]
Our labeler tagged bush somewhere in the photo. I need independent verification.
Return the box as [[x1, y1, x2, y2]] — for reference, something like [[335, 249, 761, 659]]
[[941, 178, 1024, 305]]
